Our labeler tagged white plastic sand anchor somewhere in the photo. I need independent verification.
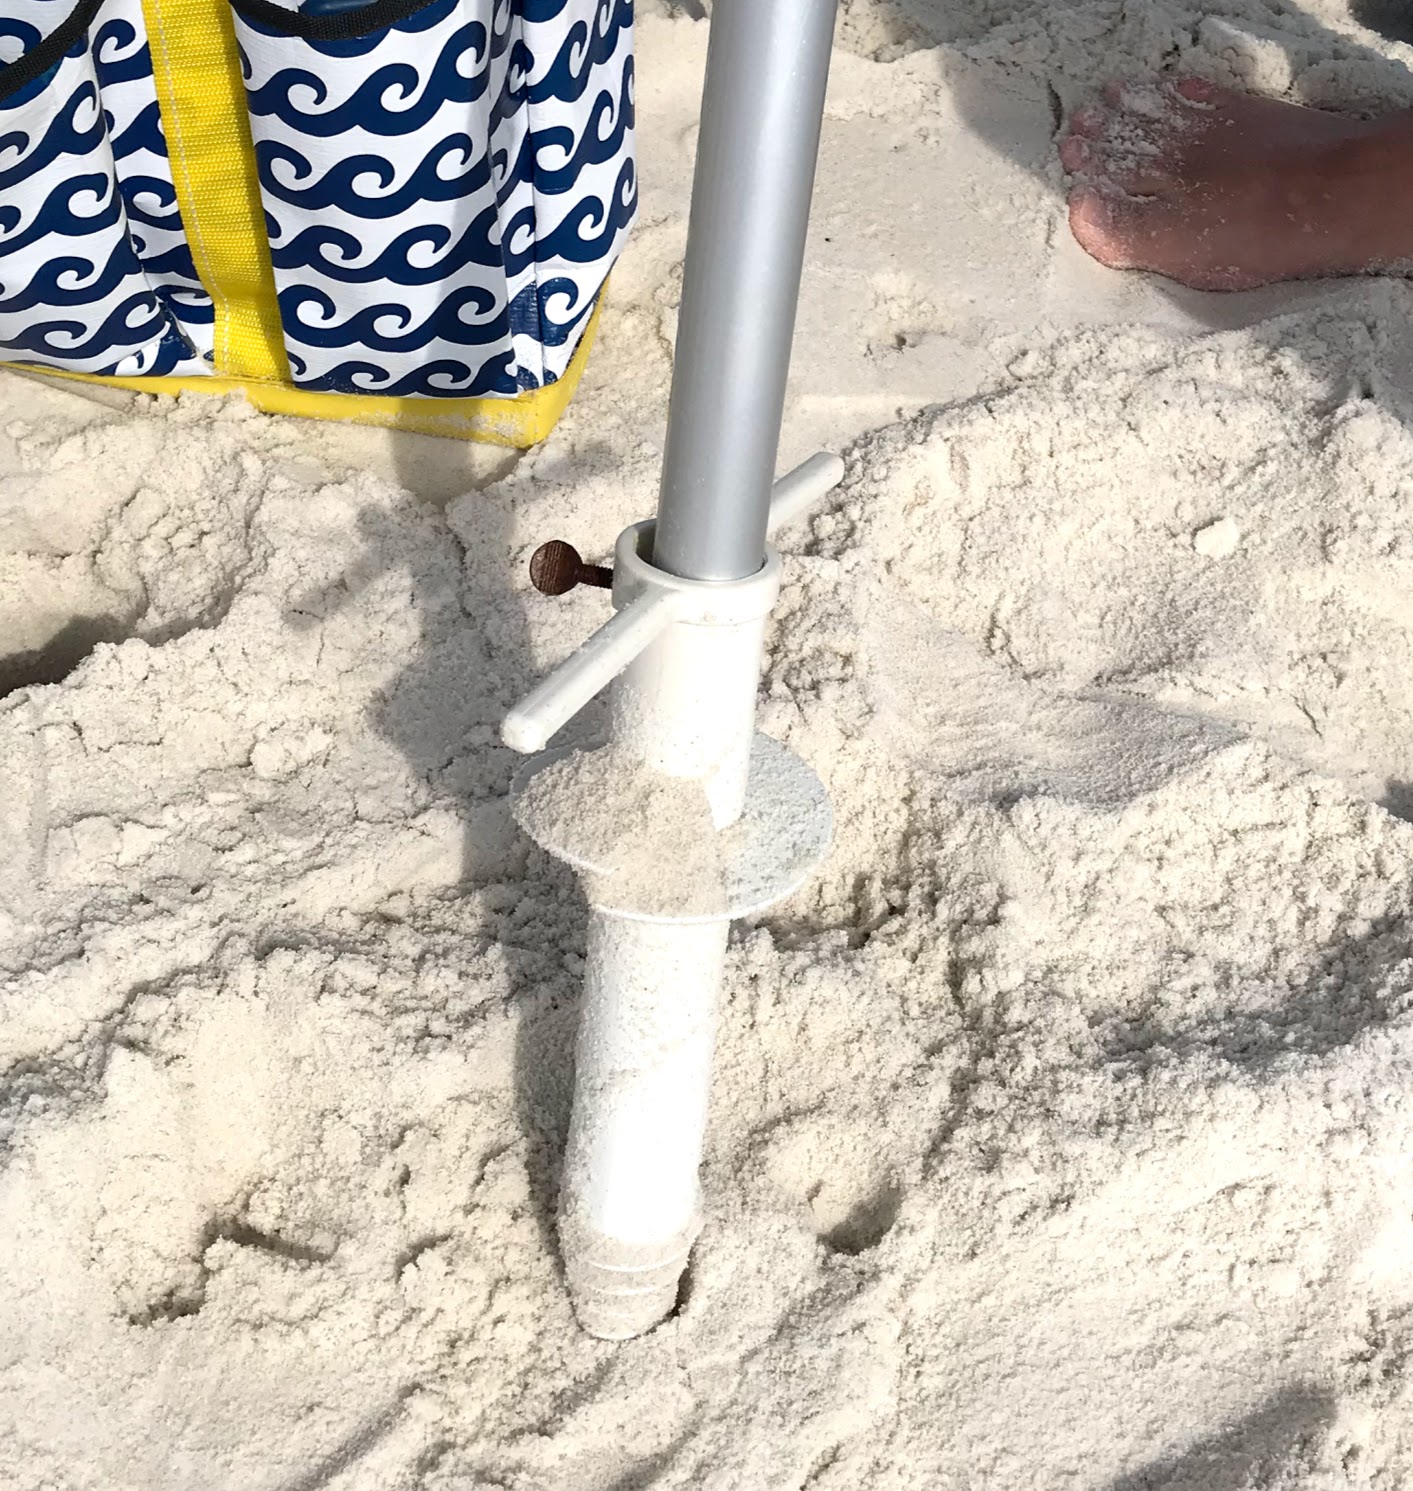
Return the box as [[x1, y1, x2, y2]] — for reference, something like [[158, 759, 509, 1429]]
[[507, 462, 841, 1338], [501, 0, 842, 1339]]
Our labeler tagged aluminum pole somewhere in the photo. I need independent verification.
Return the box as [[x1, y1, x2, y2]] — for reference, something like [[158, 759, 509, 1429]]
[[653, 0, 839, 583]]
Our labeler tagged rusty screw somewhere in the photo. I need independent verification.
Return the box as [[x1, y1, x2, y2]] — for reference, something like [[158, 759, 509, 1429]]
[[529, 540, 614, 596]]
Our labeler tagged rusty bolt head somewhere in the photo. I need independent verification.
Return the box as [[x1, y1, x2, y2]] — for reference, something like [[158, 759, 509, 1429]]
[[529, 540, 614, 596], [530, 540, 584, 596]]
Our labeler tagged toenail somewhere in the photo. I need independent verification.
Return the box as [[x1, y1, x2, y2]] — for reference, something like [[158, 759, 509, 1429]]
[[1175, 76, 1216, 100]]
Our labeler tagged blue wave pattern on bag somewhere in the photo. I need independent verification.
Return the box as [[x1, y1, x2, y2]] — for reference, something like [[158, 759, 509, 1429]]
[[91, 0, 216, 352], [236, 0, 636, 397], [0, 24, 207, 376], [0, 0, 66, 66]]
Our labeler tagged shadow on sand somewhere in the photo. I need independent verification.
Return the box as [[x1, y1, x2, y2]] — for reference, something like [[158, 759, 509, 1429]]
[[279, 429, 596, 1270], [1100, 906, 1413, 1069], [1103, 1385, 1337, 1490]]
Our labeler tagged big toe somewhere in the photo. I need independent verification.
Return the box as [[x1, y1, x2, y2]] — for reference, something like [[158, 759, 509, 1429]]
[[1068, 188, 1252, 289], [1068, 187, 1149, 270]]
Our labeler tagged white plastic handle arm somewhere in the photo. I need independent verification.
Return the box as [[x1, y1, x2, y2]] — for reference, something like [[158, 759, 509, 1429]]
[[501, 451, 845, 755], [501, 591, 680, 754], [765, 451, 845, 536]]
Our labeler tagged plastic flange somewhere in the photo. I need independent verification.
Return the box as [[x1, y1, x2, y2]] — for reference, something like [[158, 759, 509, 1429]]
[[511, 733, 833, 925]]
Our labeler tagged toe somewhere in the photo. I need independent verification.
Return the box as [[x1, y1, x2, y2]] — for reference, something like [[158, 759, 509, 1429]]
[[1058, 134, 1093, 173], [1068, 187, 1148, 271], [1104, 168, 1169, 198], [1174, 75, 1220, 104], [1069, 188, 1260, 291], [1067, 103, 1109, 139], [1099, 77, 1189, 125]]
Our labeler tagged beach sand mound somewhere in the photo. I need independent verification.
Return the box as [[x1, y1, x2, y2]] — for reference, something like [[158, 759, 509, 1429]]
[[6, 2, 1413, 1487]]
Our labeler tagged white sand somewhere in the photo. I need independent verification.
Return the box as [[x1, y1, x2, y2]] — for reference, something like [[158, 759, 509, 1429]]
[[6, 2, 1413, 1485]]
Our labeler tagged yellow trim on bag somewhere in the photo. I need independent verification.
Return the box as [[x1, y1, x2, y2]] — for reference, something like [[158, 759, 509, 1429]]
[[14, 297, 603, 449], [139, 0, 288, 383]]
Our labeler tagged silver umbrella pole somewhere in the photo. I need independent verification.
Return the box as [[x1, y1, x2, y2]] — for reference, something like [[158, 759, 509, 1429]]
[[656, 0, 840, 582], [504, 0, 843, 1339]]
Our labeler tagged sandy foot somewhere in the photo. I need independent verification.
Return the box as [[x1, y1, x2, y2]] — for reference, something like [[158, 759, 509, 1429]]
[[1062, 77, 1413, 290]]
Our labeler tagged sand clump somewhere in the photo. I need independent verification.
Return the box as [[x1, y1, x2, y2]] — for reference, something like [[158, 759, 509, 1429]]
[[5, 2, 1413, 1487]]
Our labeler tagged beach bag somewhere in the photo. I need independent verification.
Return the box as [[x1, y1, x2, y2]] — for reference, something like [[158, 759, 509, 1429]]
[[0, 0, 634, 444]]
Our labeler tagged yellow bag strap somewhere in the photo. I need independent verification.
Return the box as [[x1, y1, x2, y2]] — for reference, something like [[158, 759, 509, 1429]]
[[140, 0, 290, 382]]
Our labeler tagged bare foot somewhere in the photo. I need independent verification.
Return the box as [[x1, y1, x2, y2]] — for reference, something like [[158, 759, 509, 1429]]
[[1060, 77, 1413, 290]]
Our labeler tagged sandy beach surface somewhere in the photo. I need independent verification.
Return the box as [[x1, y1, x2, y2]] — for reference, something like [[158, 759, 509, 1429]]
[[5, 1, 1413, 1485]]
